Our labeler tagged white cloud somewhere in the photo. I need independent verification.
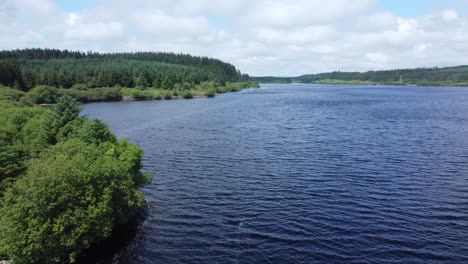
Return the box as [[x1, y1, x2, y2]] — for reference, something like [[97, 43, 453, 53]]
[[132, 9, 213, 36], [15, 0, 57, 16], [64, 22, 125, 41], [355, 12, 399, 32], [415, 43, 428, 53], [442, 10, 458, 21], [366, 52, 388, 63], [1, 0, 468, 76], [247, 0, 376, 28], [0, 1, 17, 23], [254, 26, 336, 45], [66, 13, 79, 26]]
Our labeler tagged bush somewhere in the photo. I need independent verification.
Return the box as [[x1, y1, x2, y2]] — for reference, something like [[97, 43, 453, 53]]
[[204, 87, 216, 98], [70, 84, 88, 91], [162, 91, 172, 100], [181, 90, 193, 99], [23, 85, 61, 104], [0, 139, 145, 263], [60, 89, 88, 102], [153, 93, 162, 100], [0, 85, 25, 101], [182, 82, 192, 90], [216, 86, 228, 93], [83, 88, 122, 102], [132, 89, 153, 100]]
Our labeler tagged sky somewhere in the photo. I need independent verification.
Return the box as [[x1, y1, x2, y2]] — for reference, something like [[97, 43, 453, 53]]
[[1, 0, 468, 76]]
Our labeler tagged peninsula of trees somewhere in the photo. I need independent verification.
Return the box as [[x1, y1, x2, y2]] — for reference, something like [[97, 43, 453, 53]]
[[253, 65, 468, 86], [0, 48, 258, 104], [0, 95, 151, 263]]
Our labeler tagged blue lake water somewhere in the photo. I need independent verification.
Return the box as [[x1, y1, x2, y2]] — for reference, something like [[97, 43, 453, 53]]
[[83, 84, 468, 263]]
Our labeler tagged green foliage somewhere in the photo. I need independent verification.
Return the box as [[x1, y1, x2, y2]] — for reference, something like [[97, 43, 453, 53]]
[[182, 81, 192, 90], [0, 85, 25, 101], [0, 48, 259, 103], [226, 82, 242, 92], [130, 89, 153, 100], [0, 48, 252, 90], [23, 85, 61, 104], [70, 83, 88, 91], [153, 93, 162, 100], [0, 59, 27, 90], [181, 90, 193, 99], [0, 100, 43, 182], [162, 90, 173, 99], [58, 87, 122, 103], [0, 95, 149, 263], [36, 95, 82, 146], [0, 139, 145, 263], [204, 87, 216, 97]]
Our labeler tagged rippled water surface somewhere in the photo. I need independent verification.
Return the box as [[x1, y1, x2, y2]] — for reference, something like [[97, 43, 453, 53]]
[[83, 84, 468, 264]]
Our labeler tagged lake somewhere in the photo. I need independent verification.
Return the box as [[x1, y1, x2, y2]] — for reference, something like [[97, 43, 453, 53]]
[[83, 84, 468, 263]]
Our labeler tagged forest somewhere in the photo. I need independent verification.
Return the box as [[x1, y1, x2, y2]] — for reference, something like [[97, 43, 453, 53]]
[[253, 65, 468, 86], [0, 48, 258, 103], [0, 93, 151, 263]]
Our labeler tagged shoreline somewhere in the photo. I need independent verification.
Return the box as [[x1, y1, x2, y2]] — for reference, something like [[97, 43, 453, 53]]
[[84, 86, 260, 104], [312, 81, 468, 87], [260, 82, 468, 88], [122, 94, 210, 101], [0, 81, 260, 105]]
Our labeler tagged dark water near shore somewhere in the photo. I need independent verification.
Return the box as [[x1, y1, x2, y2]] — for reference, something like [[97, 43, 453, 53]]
[[83, 84, 468, 264]]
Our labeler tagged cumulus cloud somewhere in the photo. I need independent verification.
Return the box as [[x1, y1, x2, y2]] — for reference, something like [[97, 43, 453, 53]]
[[62, 13, 125, 41], [15, 0, 57, 16], [132, 9, 213, 36], [246, 0, 375, 28], [1, 0, 468, 76], [0, 1, 17, 23], [64, 22, 125, 41]]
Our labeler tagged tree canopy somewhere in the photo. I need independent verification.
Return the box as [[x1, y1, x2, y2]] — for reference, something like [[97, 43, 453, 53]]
[[0, 95, 150, 263], [0, 48, 251, 90]]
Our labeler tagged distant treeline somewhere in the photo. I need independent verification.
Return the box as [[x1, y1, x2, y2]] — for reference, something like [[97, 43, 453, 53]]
[[0, 48, 251, 91], [253, 65, 468, 86], [251, 76, 293, 84]]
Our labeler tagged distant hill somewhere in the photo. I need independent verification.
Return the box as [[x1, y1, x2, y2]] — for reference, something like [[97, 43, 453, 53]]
[[253, 65, 468, 86]]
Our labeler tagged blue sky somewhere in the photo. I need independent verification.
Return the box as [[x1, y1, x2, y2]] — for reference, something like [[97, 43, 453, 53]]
[[379, 0, 463, 16], [52, 0, 460, 17], [2, 0, 468, 75], [54, 0, 94, 12]]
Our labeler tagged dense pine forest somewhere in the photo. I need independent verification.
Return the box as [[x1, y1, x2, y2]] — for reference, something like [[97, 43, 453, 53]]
[[253, 65, 468, 86], [0, 48, 248, 89], [0, 49, 258, 103]]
